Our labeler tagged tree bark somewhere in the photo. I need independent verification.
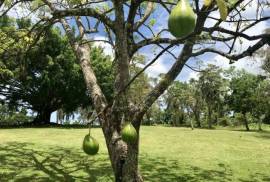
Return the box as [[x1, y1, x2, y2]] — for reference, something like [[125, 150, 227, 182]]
[[258, 120, 262, 131], [194, 111, 201, 128], [100, 118, 142, 182], [243, 113, 250, 131], [207, 105, 212, 129]]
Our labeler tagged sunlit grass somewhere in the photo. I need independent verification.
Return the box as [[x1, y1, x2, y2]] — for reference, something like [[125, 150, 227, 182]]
[[0, 126, 269, 181]]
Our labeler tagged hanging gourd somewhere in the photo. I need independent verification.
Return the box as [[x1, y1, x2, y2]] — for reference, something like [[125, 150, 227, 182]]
[[82, 124, 99, 155], [121, 123, 138, 144], [82, 134, 99, 155], [168, 0, 196, 38]]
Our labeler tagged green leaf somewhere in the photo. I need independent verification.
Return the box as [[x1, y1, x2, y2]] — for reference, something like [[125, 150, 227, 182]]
[[204, 0, 212, 7], [216, 0, 228, 21]]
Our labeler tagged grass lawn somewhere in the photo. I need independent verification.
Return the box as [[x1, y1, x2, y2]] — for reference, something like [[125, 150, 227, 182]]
[[0, 126, 269, 182]]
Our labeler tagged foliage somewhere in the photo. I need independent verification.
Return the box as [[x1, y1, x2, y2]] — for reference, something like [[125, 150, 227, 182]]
[[228, 70, 261, 115], [0, 104, 32, 125], [0, 17, 114, 124]]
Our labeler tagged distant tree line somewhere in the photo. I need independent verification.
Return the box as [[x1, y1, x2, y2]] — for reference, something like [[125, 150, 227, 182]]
[[143, 64, 270, 131]]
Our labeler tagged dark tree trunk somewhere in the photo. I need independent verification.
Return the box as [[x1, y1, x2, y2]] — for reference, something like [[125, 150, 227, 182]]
[[243, 113, 250, 131], [33, 109, 51, 125], [194, 111, 201, 128], [207, 105, 212, 129]]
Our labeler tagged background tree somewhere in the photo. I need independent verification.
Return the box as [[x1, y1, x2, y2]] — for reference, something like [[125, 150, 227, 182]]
[[0, 103, 32, 125], [1, 0, 269, 181], [252, 77, 270, 130], [228, 71, 261, 131], [164, 81, 188, 126], [0, 17, 113, 124], [198, 65, 224, 128]]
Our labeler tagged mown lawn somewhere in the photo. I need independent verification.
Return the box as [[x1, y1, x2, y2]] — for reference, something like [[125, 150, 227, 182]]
[[0, 126, 269, 182]]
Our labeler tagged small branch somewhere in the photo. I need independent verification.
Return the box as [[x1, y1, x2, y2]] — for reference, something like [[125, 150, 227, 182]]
[[134, 2, 154, 30], [53, 8, 115, 31], [191, 38, 269, 61]]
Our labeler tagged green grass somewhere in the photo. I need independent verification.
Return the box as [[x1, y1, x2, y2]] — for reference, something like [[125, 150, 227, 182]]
[[0, 126, 269, 182]]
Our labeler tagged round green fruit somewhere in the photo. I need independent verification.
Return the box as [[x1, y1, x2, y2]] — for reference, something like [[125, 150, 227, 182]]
[[168, 0, 196, 38], [82, 134, 99, 155], [121, 123, 138, 144]]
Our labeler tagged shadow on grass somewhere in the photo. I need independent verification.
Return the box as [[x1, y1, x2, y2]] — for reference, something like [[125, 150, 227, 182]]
[[0, 142, 113, 182], [140, 156, 269, 182], [238, 173, 270, 182], [140, 156, 234, 182], [0, 142, 269, 182], [253, 131, 270, 139]]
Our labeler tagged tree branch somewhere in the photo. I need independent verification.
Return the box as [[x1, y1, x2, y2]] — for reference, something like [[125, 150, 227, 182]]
[[191, 37, 270, 61], [134, 2, 154, 30], [52, 8, 115, 31]]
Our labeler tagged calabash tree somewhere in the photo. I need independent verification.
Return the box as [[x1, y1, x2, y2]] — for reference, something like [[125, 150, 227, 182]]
[[1, 0, 269, 181]]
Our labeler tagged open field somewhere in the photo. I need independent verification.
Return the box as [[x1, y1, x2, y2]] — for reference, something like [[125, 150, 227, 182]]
[[0, 126, 269, 182]]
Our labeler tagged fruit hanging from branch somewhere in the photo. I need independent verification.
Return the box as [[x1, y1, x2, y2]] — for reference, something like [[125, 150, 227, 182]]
[[121, 123, 138, 144], [82, 134, 99, 155], [168, 0, 196, 38]]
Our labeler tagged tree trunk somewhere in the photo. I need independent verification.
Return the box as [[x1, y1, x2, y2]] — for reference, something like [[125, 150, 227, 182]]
[[33, 109, 51, 125], [243, 113, 250, 131], [258, 120, 262, 131], [190, 119, 194, 130], [207, 105, 212, 129], [101, 120, 143, 182], [194, 111, 201, 128], [145, 111, 151, 125], [258, 115, 264, 131]]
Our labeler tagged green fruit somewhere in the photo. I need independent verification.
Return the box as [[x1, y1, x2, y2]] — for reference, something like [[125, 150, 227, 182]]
[[82, 134, 99, 155], [121, 123, 138, 144], [168, 0, 196, 38]]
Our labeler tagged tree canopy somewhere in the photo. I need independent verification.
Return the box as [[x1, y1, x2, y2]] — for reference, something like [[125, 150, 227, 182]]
[[0, 16, 114, 124]]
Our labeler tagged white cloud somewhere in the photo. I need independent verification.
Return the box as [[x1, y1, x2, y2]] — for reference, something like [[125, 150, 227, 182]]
[[186, 71, 199, 81], [145, 58, 168, 78], [92, 36, 114, 57], [210, 55, 264, 75]]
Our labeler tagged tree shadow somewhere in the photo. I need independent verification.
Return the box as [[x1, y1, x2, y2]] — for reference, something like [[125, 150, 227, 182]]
[[0, 142, 113, 182], [1, 142, 269, 181], [238, 173, 270, 182], [253, 130, 270, 139], [140, 156, 269, 182], [140, 155, 234, 182]]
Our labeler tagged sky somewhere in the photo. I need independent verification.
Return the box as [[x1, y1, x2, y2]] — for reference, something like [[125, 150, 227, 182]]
[[2, 0, 270, 122]]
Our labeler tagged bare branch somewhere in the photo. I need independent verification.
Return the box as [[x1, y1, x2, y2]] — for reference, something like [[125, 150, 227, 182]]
[[134, 2, 154, 30], [53, 8, 115, 31], [191, 37, 270, 61]]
